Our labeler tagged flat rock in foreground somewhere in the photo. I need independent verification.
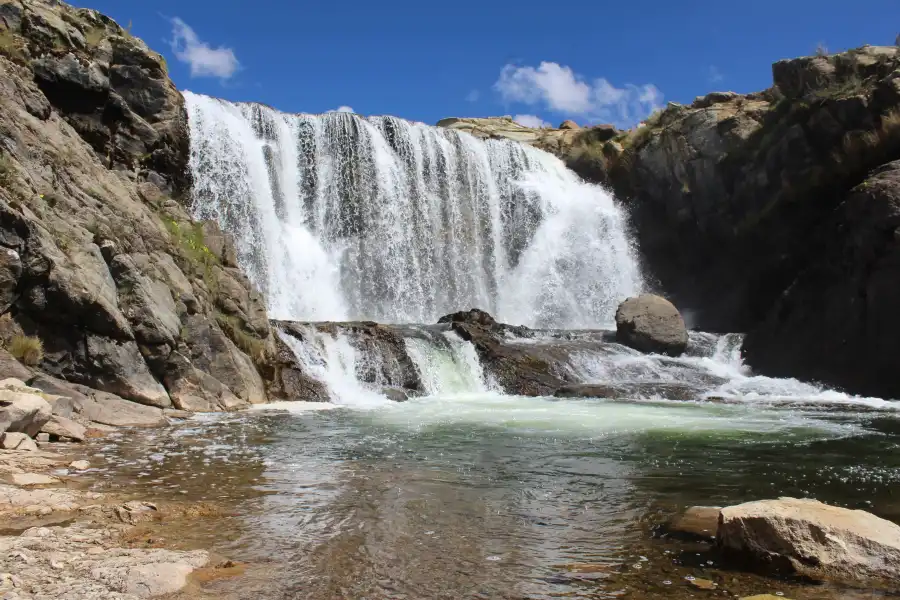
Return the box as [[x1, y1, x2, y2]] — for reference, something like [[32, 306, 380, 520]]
[[718, 497, 900, 586], [0, 522, 208, 599]]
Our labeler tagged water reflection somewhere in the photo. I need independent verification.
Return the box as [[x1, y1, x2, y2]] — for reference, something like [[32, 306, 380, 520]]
[[84, 402, 900, 599]]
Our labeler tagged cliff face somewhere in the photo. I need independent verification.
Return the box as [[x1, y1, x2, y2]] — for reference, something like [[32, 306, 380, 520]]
[[441, 45, 900, 397], [0, 0, 311, 411]]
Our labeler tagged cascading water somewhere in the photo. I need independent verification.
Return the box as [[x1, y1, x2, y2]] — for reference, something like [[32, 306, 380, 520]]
[[404, 331, 494, 396], [185, 92, 642, 329]]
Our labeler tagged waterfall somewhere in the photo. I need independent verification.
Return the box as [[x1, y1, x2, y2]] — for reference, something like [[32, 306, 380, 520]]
[[404, 331, 494, 396], [185, 92, 643, 329]]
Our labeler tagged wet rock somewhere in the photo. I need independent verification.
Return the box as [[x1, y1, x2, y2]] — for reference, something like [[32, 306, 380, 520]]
[[438, 308, 500, 330], [69, 460, 90, 471], [687, 577, 717, 590], [718, 497, 900, 586], [554, 382, 701, 401], [382, 386, 411, 402], [666, 506, 721, 540], [115, 500, 159, 525], [615, 295, 688, 356], [163, 408, 192, 419], [0, 390, 52, 436], [0, 432, 38, 451], [40, 414, 87, 441]]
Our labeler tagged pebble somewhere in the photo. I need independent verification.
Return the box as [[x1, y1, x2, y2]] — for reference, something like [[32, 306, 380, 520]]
[[688, 577, 717, 590], [68, 460, 90, 471]]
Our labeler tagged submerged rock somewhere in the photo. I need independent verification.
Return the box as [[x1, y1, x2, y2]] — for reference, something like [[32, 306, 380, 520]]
[[718, 497, 900, 586], [554, 382, 700, 401], [666, 506, 720, 540], [615, 295, 688, 356]]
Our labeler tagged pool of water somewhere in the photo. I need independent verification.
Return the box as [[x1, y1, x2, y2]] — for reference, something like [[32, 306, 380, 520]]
[[85, 394, 900, 599]]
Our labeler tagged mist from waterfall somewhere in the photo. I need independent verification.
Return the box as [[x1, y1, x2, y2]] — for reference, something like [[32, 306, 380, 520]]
[[185, 92, 643, 329]]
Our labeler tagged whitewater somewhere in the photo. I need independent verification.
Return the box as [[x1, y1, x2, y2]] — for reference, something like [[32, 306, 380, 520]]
[[184, 92, 891, 415]]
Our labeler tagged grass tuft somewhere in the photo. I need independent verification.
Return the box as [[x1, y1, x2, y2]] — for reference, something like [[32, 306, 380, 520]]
[[9, 335, 44, 366]]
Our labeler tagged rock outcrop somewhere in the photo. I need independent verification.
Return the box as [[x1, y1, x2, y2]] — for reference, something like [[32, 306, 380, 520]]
[[718, 497, 900, 586], [0, 0, 289, 411], [615, 295, 688, 356], [440, 46, 900, 398], [743, 161, 900, 398]]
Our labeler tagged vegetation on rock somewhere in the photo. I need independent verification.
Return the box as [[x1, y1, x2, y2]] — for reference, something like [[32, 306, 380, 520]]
[[7, 334, 43, 366]]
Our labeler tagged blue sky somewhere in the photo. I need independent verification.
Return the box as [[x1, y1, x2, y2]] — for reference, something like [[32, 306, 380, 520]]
[[74, 0, 897, 129]]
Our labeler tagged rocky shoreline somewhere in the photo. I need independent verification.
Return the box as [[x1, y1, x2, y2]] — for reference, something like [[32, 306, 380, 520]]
[[0, 431, 226, 599]]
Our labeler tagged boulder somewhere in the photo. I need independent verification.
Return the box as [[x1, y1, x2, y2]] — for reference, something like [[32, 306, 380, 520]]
[[72, 389, 167, 428], [718, 497, 900, 586], [615, 295, 688, 356], [559, 120, 580, 130], [0, 431, 38, 451], [0, 390, 52, 436], [438, 308, 500, 330], [40, 414, 87, 441], [0, 347, 33, 381], [81, 336, 171, 408]]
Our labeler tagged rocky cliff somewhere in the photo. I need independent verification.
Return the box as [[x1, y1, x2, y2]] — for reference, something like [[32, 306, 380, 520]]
[[0, 0, 310, 413], [442, 45, 900, 398]]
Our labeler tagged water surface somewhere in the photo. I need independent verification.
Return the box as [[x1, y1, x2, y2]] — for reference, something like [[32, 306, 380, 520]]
[[87, 395, 900, 599]]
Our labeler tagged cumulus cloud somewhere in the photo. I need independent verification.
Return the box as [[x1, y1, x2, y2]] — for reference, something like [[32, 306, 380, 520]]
[[494, 61, 663, 128], [513, 114, 550, 128], [465, 89, 480, 102], [170, 18, 239, 80], [327, 106, 355, 113]]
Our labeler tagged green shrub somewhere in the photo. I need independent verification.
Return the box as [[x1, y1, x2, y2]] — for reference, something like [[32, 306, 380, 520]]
[[9, 335, 43, 366]]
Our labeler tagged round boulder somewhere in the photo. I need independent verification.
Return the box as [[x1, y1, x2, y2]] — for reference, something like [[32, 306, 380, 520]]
[[559, 119, 580, 130], [615, 294, 688, 356]]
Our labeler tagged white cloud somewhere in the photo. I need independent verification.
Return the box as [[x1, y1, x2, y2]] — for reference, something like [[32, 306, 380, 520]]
[[465, 90, 480, 102], [493, 61, 663, 128], [170, 18, 239, 80], [513, 114, 550, 128], [708, 66, 724, 84], [327, 106, 355, 113]]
